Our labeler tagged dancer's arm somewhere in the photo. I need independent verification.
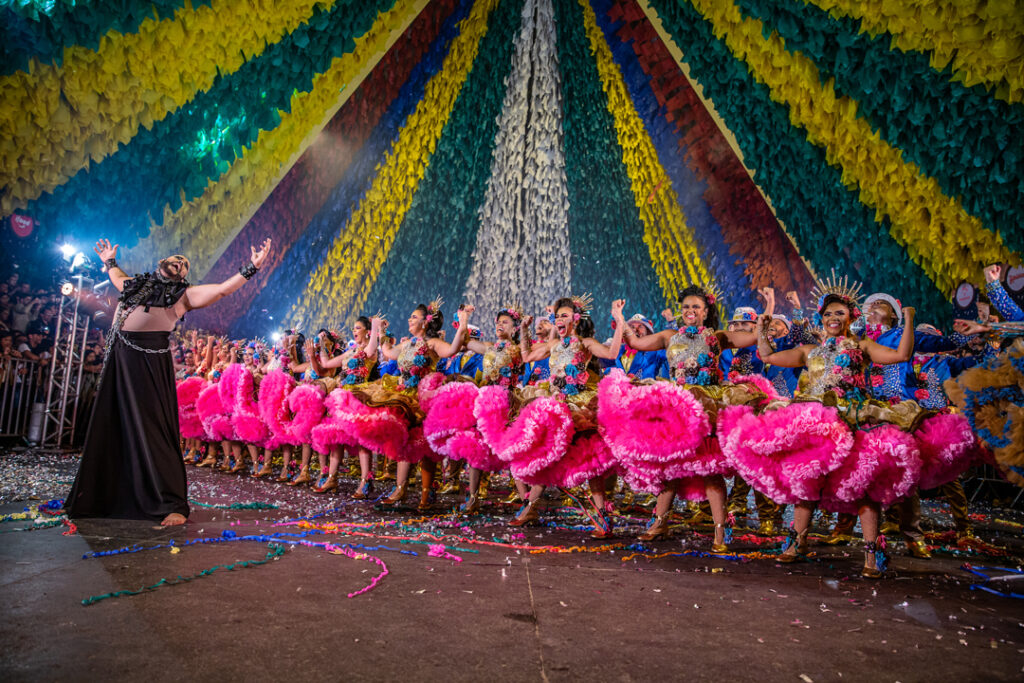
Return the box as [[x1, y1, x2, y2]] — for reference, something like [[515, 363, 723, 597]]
[[755, 314, 810, 367], [862, 307, 916, 364], [584, 299, 626, 359], [94, 239, 130, 292], [178, 239, 272, 313], [623, 327, 673, 352]]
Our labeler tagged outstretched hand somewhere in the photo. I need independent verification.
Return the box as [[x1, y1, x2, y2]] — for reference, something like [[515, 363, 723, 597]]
[[94, 239, 118, 263], [251, 238, 273, 269], [953, 319, 989, 336]]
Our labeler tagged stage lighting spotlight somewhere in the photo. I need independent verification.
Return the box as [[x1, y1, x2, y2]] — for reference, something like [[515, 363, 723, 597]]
[[59, 243, 75, 259]]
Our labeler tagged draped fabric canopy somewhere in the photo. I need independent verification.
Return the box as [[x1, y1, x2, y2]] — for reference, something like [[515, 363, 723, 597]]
[[2, 0, 1020, 335]]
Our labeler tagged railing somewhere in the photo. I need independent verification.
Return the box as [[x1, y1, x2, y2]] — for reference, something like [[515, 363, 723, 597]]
[[0, 357, 47, 442]]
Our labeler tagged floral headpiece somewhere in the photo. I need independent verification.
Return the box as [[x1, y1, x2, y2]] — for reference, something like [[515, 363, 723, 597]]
[[496, 302, 524, 324], [425, 295, 444, 323], [811, 269, 863, 324]]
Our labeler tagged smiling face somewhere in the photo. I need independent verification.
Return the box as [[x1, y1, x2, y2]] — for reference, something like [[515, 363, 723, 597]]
[[866, 300, 896, 327], [408, 308, 425, 336], [678, 295, 708, 327], [768, 319, 789, 338], [536, 318, 553, 338], [821, 301, 852, 338], [553, 306, 578, 339], [158, 255, 190, 282], [495, 313, 516, 340], [628, 321, 649, 338]]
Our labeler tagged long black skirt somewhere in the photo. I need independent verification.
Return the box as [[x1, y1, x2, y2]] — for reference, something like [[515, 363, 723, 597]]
[[67, 331, 189, 521]]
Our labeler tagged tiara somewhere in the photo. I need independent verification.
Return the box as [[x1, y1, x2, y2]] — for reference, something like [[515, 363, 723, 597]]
[[571, 292, 594, 315], [427, 296, 444, 315], [811, 269, 864, 312]]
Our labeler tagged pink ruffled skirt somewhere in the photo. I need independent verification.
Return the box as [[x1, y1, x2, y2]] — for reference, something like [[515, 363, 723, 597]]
[[597, 371, 763, 497], [474, 384, 615, 487], [176, 376, 207, 440]]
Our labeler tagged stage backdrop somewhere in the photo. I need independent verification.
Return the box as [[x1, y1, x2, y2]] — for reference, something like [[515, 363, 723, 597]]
[[1, 0, 1020, 335]]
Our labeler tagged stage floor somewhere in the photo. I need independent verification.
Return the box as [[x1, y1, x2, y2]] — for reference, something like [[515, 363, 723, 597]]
[[2, 452, 1023, 682]]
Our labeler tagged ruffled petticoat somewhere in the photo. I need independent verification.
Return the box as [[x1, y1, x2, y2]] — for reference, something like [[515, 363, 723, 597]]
[[420, 374, 503, 472], [310, 374, 439, 463], [258, 369, 297, 449], [597, 370, 773, 499], [475, 379, 616, 487], [197, 377, 233, 442], [231, 367, 270, 447], [176, 376, 207, 440], [721, 392, 979, 513]]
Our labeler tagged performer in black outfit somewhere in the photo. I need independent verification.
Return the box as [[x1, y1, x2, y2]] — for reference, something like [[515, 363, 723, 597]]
[[66, 237, 272, 526]]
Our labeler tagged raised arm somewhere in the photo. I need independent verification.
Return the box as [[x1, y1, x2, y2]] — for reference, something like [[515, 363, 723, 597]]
[[862, 307, 916, 364], [584, 299, 626, 360], [177, 239, 272, 313], [759, 287, 776, 317], [520, 315, 535, 359], [380, 322, 402, 361], [94, 239, 130, 292], [755, 314, 810, 367], [431, 308, 470, 359], [306, 339, 326, 376], [364, 317, 382, 359], [199, 335, 215, 373]]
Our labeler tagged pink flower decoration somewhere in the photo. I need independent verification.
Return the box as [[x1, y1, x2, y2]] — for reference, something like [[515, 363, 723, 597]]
[[914, 389, 929, 401]]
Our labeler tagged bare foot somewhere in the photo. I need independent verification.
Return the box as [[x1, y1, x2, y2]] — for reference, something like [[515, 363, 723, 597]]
[[160, 513, 187, 526]]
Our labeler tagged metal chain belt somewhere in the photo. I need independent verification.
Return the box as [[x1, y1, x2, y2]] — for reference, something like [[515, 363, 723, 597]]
[[117, 329, 171, 354]]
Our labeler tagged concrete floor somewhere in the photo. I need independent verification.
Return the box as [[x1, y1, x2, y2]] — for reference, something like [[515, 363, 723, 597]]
[[2, 463, 1024, 682]]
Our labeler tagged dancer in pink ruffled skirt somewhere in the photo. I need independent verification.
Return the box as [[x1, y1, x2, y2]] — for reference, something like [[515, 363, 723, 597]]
[[725, 274, 937, 578], [309, 316, 383, 497], [597, 285, 773, 552], [474, 296, 626, 537]]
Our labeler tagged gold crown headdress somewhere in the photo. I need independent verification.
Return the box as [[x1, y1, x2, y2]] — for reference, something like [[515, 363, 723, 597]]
[[570, 292, 594, 316], [810, 269, 864, 316]]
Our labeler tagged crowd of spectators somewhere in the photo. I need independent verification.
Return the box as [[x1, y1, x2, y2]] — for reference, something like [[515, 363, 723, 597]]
[[1, 263, 106, 440]]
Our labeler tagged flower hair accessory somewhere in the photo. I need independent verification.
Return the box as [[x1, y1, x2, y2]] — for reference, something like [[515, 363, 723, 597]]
[[425, 295, 444, 323], [811, 269, 864, 321], [702, 281, 724, 307], [496, 302, 524, 324]]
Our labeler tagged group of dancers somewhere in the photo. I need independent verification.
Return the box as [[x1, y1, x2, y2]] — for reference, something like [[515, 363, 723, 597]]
[[170, 268, 1024, 578]]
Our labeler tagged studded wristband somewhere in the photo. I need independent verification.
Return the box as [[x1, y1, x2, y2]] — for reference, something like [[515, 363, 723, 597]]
[[104, 258, 118, 270], [239, 261, 259, 280]]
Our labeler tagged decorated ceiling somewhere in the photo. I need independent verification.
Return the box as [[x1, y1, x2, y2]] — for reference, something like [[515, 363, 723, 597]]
[[1, 0, 1021, 335]]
